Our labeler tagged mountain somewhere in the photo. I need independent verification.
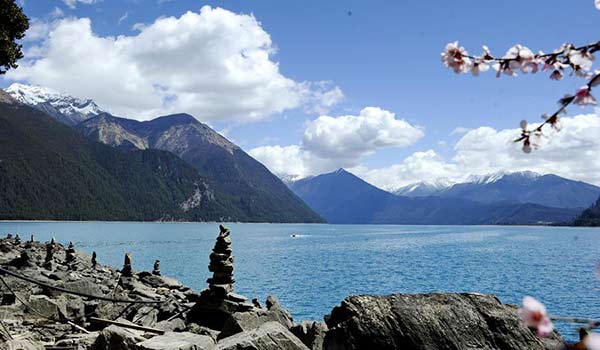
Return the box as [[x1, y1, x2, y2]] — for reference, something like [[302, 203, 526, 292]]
[[0, 91, 244, 221], [393, 180, 452, 197], [290, 169, 397, 224], [76, 113, 323, 223], [290, 169, 581, 225], [572, 197, 600, 226], [5, 83, 103, 126], [437, 171, 600, 209]]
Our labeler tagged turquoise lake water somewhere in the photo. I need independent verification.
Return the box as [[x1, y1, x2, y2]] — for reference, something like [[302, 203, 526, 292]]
[[0, 222, 599, 341]]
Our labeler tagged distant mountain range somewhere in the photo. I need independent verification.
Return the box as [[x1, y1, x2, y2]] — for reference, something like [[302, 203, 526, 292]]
[[438, 171, 600, 209], [1, 84, 323, 223], [289, 169, 585, 225], [392, 171, 600, 209], [4, 83, 598, 226]]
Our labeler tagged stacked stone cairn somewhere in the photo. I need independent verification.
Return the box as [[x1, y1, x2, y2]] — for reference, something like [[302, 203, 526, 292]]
[[207, 225, 235, 297], [187, 225, 255, 330], [66, 241, 76, 265], [121, 252, 133, 277], [152, 259, 161, 276]]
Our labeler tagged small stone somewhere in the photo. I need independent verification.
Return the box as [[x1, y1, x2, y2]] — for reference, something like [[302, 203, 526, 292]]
[[226, 293, 247, 303]]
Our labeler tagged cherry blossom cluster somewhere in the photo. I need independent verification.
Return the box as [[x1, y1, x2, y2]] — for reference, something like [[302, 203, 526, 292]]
[[519, 296, 600, 349], [441, 41, 599, 80], [441, 40, 600, 153], [515, 72, 600, 153]]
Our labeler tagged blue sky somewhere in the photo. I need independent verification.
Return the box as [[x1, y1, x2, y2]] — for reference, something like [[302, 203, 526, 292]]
[[4, 0, 600, 188]]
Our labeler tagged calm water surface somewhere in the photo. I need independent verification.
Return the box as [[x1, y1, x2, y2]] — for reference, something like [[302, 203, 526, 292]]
[[0, 222, 599, 341]]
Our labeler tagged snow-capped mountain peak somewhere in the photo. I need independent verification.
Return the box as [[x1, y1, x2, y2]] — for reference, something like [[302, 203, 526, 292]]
[[393, 179, 454, 197], [5, 83, 104, 125], [466, 171, 541, 185]]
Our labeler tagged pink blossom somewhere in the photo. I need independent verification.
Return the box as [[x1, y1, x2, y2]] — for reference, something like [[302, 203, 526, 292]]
[[585, 333, 600, 350], [569, 50, 595, 72], [574, 86, 598, 106], [518, 296, 553, 337], [471, 58, 490, 76], [442, 41, 472, 74], [505, 45, 538, 73]]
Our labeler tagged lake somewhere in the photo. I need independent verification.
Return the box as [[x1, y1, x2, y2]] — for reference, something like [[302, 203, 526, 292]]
[[0, 222, 599, 341]]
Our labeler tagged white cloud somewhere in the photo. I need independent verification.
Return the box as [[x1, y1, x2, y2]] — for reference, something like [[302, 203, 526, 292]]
[[303, 107, 424, 160], [249, 107, 424, 178], [62, 0, 99, 9], [23, 18, 51, 42], [300, 81, 344, 114], [8, 6, 342, 122], [118, 12, 129, 25], [450, 126, 471, 136], [362, 112, 600, 189], [132, 22, 146, 31], [249, 145, 307, 179], [50, 7, 65, 19], [362, 150, 459, 191], [252, 111, 600, 189]]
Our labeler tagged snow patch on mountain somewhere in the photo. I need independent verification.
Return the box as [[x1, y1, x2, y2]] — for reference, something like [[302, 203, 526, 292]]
[[465, 170, 542, 185], [5, 83, 104, 125], [393, 179, 454, 197]]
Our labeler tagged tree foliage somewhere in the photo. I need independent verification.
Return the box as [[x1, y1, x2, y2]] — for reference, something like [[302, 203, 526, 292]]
[[0, 0, 29, 74]]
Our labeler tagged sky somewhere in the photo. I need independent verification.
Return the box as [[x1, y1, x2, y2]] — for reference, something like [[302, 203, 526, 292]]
[[3, 0, 600, 188]]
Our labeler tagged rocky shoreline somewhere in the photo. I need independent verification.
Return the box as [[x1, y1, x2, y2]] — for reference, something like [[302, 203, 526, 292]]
[[0, 227, 563, 350]]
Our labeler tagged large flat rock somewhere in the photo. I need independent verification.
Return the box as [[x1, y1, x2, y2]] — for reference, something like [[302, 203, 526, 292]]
[[136, 332, 215, 350], [323, 293, 563, 350], [216, 322, 308, 350]]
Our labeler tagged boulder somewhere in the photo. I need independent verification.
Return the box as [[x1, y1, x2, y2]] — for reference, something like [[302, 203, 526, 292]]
[[155, 318, 187, 333], [187, 297, 249, 331], [54, 332, 100, 350], [265, 296, 294, 329], [187, 324, 221, 342], [26, 295, 65, 320], [0, 339, 45, 350], [220, 306, 294, 339], [323, 293, 564, 350], [140, 274, 182, 289], [62, 279, 103, 296], [132, 306, 158, 327], [290, 321, 327, 350], [93, 324, 145, 350], [136, 332, 215, 350], [216, 322, 308, 350]]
